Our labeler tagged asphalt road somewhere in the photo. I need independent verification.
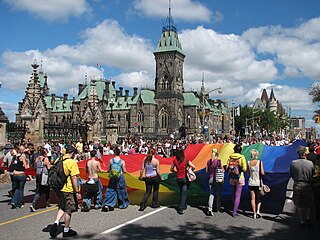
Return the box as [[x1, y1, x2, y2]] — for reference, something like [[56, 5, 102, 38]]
[[0, 179, 319, 240]]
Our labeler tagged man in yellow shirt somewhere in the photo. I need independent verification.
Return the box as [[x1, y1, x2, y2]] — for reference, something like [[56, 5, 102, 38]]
[[50, 145, 81, 238]]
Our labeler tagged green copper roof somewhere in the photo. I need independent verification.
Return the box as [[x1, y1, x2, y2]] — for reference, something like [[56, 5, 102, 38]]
[[154, 30, 184, 55], [140, 89, 155, 104], [44, 96, 53, 109], [78, 79, 115, 101], [52, 98, 73, 112], [183, 92, 199, 106], [38, 72, 46, 88]]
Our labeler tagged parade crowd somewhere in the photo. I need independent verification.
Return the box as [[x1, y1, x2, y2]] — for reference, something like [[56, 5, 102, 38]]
[[0, 134, 319, 238]]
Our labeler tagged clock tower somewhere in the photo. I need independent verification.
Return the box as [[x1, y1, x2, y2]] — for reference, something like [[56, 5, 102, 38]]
[[154, 3, 186, 136]]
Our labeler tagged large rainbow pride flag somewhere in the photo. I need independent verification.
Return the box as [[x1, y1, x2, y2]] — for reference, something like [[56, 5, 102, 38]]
[[77, 140, 307, 202]]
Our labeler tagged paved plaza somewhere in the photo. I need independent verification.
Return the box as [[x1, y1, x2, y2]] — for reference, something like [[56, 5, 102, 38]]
[[0, 178, 319, 240]]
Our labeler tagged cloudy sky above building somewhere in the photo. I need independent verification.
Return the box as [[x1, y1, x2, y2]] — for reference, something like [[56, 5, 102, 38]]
[[0, 0, 319, 130]]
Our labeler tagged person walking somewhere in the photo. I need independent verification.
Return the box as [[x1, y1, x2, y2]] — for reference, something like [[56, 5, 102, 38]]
[[30, 148, 51, 212], [247, 149, 265, 219], [227, 144, 247, 217], [49, 145, 81, 238], [290, 146, 315, 228], [206, 148, 224, 216], [170, 148, 196, 215], [10, 146, 29, 209], [81, 149, 105, 211], [102, 147, 130, 211], [138, 148, 162, 211]]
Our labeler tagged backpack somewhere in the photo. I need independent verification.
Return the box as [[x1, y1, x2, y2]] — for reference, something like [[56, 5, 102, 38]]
[[109, 158, 122, 179], [228, 157, 241, 179], [48, 157, 69, 191]]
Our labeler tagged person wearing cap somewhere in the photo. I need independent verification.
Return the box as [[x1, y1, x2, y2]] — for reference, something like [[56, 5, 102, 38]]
[[290, 146, 315, 228], [50, 145, 81, 238]]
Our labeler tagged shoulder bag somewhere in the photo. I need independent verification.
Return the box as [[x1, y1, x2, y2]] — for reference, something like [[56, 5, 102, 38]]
[[186, 159, 196, 182]]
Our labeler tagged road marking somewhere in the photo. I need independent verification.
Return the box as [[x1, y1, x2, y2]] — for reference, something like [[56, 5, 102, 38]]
[[101, 206, 167, 235], [0, 207, 57, 226]]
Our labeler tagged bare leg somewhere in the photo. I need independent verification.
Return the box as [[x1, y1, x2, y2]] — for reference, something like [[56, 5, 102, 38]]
[[250, 190, 256, 217], [64, 213, 71, 228], [256, 191, 262, 215], [55, 209, 65, 223]]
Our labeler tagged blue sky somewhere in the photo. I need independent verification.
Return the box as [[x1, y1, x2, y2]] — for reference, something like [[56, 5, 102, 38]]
[[0, 0, 320, 131]]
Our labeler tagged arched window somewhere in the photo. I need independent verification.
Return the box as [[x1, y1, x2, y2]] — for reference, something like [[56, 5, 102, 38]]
[[160, 113, 169, 129], [186, 114, 191, 129], [117, 114, 121, 122], [137, 111, 144, 122]]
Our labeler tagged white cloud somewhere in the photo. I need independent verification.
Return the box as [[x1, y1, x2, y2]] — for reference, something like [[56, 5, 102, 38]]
[[3, 0, 91, 21], [133, 0, 212, 22], [0, 19, 155, 96], [243, 17, 320, 80], [180, 26, 278, 91]]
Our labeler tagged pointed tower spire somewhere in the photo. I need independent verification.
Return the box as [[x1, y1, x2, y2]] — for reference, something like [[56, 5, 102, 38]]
[[154, 0, 184, 55], [201, 72, 205, 94], [270, 88, 276, 101]]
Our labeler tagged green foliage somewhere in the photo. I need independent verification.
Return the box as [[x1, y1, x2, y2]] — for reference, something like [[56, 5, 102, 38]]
[[235, 105, 288, 137]]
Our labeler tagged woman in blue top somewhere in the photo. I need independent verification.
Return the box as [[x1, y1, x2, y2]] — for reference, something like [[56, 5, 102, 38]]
[[138, 148, 162, 211]]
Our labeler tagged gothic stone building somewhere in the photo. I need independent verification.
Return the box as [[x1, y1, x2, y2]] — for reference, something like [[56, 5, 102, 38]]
[[16, 17, 230, 145]]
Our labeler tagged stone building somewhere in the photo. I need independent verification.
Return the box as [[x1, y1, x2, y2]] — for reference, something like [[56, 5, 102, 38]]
[[253, 88, 285, 115], [15, 10, 230, 145]]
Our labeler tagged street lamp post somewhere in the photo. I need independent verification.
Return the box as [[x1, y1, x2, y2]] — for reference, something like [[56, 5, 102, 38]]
[[201, 86, 222, 141], [232, 100, 235, 140]]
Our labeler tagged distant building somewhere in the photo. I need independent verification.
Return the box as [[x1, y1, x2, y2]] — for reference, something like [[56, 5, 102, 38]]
[[14, 7, 230, 145], [253, 88, 285, 115]]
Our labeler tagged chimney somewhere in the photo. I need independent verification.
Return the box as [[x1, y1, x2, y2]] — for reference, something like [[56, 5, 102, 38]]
[[119, 87, 123, 97], [111, 81, 116, 89], [116, 90, 120, 98], [133, 87, 138, 97], [51, 93, 56, 108], [125, 90, 129, 100], [63, 93, 68, 103], [104, 81, 110, 99]]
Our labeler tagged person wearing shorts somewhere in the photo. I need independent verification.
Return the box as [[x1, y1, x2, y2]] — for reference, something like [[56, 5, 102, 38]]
[[49, 145, 82, 238], [290, 146, 315, 228]]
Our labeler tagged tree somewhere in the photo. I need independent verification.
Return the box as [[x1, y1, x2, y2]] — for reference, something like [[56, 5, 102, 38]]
[[309, 83, 320, 116], [235, 105, 288, 138]]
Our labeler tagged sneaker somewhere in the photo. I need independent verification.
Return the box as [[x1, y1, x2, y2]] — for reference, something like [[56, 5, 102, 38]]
[[81, 202, 90, 212], [256, 212, 262, 218], [30, 205, 36, 212], [94, 205, 101, 210], [207, 210, 213, 216], [50, 223, 58, 238], [233, 212, 239, 218], [177, 209, 184, 215], [102, 206, 109, 212], [46, 202, 51, 208], [253, 213, 257, 219], [151, 204, 160, 208], [63, 229, 77, 238], [11, 203, 16, 209], [138, 205, 146, 211]]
